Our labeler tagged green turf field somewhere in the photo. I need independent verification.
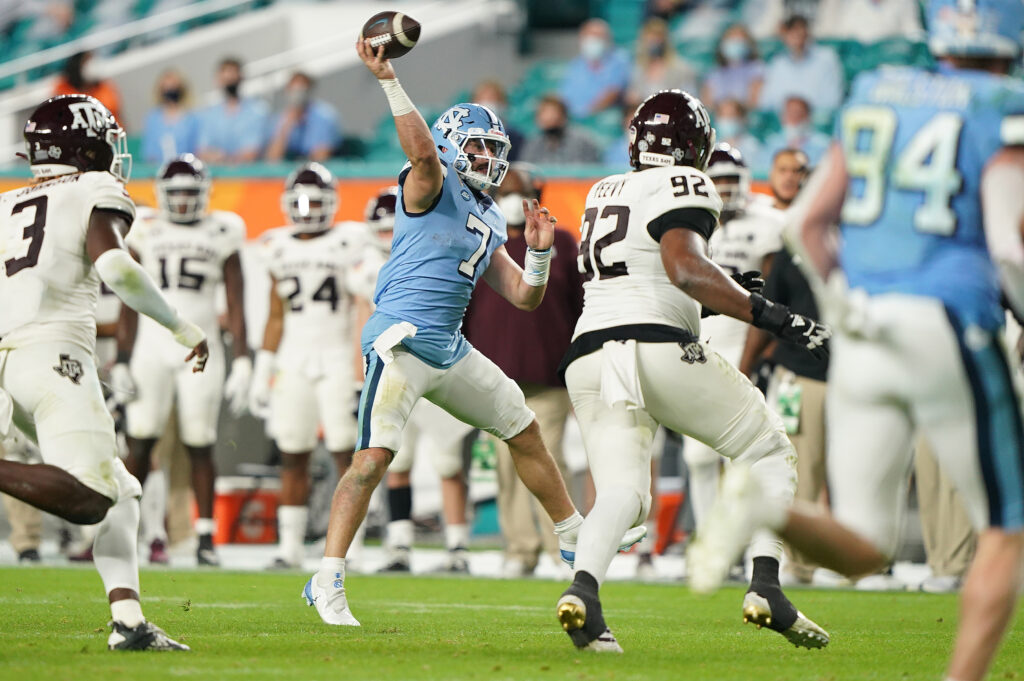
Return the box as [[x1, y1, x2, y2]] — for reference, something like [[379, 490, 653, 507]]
[[2, 567, 1022, 681]]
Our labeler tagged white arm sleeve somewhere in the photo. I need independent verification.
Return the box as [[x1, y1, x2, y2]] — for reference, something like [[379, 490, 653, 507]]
[[93, 248, 181, 330], [981, 159, 1024, 320]]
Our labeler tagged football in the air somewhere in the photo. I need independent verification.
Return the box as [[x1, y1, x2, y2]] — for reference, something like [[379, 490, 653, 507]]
[[360, 11, 421, 60]]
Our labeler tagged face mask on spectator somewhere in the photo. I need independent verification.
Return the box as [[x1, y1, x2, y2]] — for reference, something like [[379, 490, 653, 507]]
[[80, 59, 100, 83], [782, 123, 809, 142], [224, 81, 241, 99], [581, 36, 607, 61], [161, 87, 183, 104], [540, 124, 565, 139], [647, 41, 667, 59], [286, 87, 310, 108], [721, 38, 750, 63], [497, 193, 526, 228], [477, 100, 507, 119], [716, 117, 743, 140]]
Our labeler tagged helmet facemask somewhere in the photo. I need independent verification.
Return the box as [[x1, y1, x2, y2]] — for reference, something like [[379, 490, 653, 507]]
[[157, 174, 209, 224], [283, 184, 337, 233], [451, 130, 510, 191], [106, 126, 132, 182]]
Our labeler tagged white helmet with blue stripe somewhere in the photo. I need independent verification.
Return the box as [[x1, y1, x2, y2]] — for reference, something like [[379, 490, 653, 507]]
[[431, 103, 511, 191], [928, 0, 1024, 59]]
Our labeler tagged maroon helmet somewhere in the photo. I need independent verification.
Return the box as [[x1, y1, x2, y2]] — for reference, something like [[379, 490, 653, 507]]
[[156, 154, 210, 224], [364, 186, 398, 233], [282, 161, 337, 232], [22, 94, 131, 181], [628, 90, 715, 172], [706, 143, 751, 214]]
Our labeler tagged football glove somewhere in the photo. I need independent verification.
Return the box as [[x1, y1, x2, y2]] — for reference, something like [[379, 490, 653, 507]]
[[223, 356, 253, 417], [701, 270, 766, 318], [749, 293, 831, 361], [248, 351, 275, 420]]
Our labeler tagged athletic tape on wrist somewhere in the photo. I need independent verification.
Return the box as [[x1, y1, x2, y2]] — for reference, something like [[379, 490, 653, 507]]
[[380, 78, 414, 117], [522, 247, 552, 287]]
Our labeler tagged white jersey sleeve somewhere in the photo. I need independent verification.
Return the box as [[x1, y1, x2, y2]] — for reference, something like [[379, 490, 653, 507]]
[[572, 166, 723, 339], [0, 171, 136, 352]]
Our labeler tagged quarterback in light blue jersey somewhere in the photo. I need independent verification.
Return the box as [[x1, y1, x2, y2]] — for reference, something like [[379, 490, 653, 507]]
[[687, 2, 1024, 680], [303, 36, 644, 628]]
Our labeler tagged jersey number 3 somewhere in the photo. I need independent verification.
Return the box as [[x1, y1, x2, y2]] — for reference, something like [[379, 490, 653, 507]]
[[5, 196, 48, 277]]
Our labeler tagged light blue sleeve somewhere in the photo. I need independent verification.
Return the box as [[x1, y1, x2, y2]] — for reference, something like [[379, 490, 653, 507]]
[[140, 109, 163, 163], [305, 103, 340, 153], [238, 100, 270, 154], [819, 47, 844, 111]]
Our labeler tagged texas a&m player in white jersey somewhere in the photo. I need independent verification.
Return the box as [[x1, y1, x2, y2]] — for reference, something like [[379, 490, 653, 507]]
[[0, 95, 207, 650], [556, 90, 830, 652], [683, 143, 785, 537], [249, 162, 365, 569], [118, 154, 250, 566]]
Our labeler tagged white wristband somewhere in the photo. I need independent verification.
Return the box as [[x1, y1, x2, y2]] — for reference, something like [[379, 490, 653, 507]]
[[522, 247, 552, 288], [380, 77, 414, 117]]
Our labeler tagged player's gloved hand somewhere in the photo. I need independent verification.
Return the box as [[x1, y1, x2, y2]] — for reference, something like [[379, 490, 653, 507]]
[[109, 362, 137, 405], [702, 271, 765, 318], [248, 350, 275, 420], [749, 293, 831, 361], [223, 356, 253, 417]]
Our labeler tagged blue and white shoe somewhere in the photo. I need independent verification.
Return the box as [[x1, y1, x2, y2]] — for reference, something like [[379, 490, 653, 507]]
[[559, 525, 648, 569], [302, 572, 361, 626]]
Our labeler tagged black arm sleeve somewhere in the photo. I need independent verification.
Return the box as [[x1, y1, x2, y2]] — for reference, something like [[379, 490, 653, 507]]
[[647, 207, 717, 243]]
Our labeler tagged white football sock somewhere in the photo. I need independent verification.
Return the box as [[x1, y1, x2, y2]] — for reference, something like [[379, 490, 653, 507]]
[[93, 495, 141, 598], [749, 530, 784, 562], [687, 460, 720, 531], [386, 519, 414, 550], [552, 511, 584, 537], [277, 505, 308, 564], [139, 469, 167, 544], [573, 487, 642, 586], [110, 598, 145, 628], [194, 517, 216, 537], [444, 523, 470, 551], [318, 556, 346, 586]]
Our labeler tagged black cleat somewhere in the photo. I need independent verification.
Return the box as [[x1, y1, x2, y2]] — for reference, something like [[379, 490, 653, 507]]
[[17, 548, 41, 564], [556, 572, 622, 653], [108, 620, 190, 651], [196, 534, 220, 567]]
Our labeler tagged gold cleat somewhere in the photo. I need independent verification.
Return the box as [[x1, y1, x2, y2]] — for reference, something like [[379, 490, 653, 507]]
[[742, 592, 829, 649], [557, 595, 587, 632], [743, 600, 772, 629]]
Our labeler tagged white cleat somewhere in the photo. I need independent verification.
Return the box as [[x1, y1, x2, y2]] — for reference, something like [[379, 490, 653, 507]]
[[303, 573, 361, 626], [742, 592, 830, 649], [687, 465, 763, 594]]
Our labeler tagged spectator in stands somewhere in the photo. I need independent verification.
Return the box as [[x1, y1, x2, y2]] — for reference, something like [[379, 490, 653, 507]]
[[627, 18, 697, 107], [602, 106, 633, 169], [712, 98, 763, 168], [520, 94, 602, 165], [53, 51, 121, 122], [21, 0, 74, 45], [814, 0, 923, 42], [140, 68, 200, 164], [464, 163, 583, 578], [744, 0, 822, 39], [265, 72, 341, 162], [198, 56, 269, 164], [758, 14, 843, 114], [471, 79, 524, 162], [701, 24, 764, 112], [758, 95, 831, 174], [559, 19, 631, 119]]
